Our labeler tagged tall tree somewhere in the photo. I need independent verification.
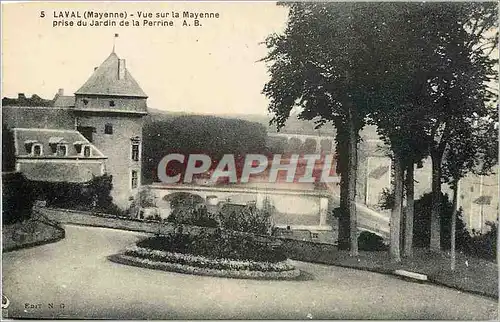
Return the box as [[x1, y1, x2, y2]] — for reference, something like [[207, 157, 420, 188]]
[[262, 2, 401, 255], [363, 3, 432, 260], [2, 124, 16, 172], [412, 2, 498, 251], [443, 107, 498, 269]]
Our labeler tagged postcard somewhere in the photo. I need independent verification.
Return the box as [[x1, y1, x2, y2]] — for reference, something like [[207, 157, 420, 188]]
[[2, 1, 498, 320]]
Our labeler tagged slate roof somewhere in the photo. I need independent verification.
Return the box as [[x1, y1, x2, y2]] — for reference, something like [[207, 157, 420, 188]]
[[17, 161, 104, 183], [13, 128, 105, 158], [13, 128, 107, 183], [75, 52, 147, 97], [53, 95, 75, 107]]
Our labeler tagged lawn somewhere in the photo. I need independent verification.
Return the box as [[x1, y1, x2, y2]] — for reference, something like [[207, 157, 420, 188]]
[[289, 246, 498, 298], [2, 212, 65, 252]]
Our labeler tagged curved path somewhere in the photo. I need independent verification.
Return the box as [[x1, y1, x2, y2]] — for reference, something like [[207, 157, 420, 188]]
[[2, 225, 497, 320]]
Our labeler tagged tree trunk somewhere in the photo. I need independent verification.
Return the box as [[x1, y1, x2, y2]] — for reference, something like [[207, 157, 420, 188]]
[[450, 178, 458, 271], [430, 152, 443, 251], [336, 129, 350, 250], [347, 114, 358, 257], [404, 162, 414, 258], [390, 152, 404, 262]]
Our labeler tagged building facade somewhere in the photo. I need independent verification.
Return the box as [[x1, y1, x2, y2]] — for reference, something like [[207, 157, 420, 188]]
[[2, 51, 148, 209]]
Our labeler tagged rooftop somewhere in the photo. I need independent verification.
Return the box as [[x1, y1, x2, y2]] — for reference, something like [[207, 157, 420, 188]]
[[13, 128, 106, 159], [75, 52, 147, 98]]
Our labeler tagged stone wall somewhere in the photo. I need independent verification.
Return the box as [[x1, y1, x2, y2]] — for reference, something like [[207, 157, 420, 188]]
[[77, 114, 144, 209]]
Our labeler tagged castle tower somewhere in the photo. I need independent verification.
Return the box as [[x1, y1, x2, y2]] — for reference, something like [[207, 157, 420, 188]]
[[74, 52, 148, 209]]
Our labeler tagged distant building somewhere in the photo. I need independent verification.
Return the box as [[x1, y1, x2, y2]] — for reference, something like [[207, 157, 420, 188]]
[[2, 50, 148, 209]]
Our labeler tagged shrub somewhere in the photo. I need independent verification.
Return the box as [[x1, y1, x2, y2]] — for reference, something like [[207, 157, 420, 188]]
[[378, 188, 395, 210], [167, 204, 219, 228], [139, 186, 156, 208], [413, 192, 470, 250], [358, 231, 388, 251], [2, 172, 34, 225], [30, 174, 122, 215], [467, 220, 497, 262], [137, 229, 287, 263], [220, 199, 275, 235]]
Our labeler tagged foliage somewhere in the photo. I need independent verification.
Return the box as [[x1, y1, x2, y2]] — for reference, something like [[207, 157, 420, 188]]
[[2, 172, 34, 225], [357, 231, 389, 251], [263, 2, 401, 253], [265, 3, 499, 256], [378, 191, 498, 261], [2, 125, 16, 172], [468, 221, 497, 262], [165, 192, 277, 236], [378, 188, 395, 210], [166, 204, 219, 228], [219, 199, 276, 235], [142, 115, 269, 183], [30, 174, 123, 215], [413, 192, 470, 249], [138, 186, 157, 208], [168, 192, 205, 210], [408, 3, 498, 250], [136, 230, 287, 263]]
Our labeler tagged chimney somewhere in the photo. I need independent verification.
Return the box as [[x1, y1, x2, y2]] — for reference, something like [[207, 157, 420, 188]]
[[18, 93, 26, 100], [118, 59, 126, 80], [58, 88, 64, 96]]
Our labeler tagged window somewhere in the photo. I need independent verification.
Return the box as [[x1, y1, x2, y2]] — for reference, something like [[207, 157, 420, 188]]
[[104, 123, 113, 135], [131, 170, 138, 189], [32, 144, 42, 156], [131, 143, 140, 161], [50, 144, 57, 154], [83, 145, 91, 157], [83, 99, 89, 105], [77, 126, 95, 143], [56, 144, 68, 157], [109, 100, 115, 107]]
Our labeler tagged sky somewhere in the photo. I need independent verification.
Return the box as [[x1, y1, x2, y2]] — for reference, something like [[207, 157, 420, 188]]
[[1, 2, 288, 115]]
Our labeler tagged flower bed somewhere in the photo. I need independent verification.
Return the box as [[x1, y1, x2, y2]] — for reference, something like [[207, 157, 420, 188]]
[[109, 247, 300, 280], [137, 231, 288, 263], [124, 245, 296, 272], [109, 231, 302, 280]]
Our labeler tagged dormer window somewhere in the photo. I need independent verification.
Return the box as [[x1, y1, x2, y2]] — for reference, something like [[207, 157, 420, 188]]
[[74, 141, 92, 157], [24, 140, 38, 154], [56, 144, 68, 157], [83, 145, 91, 157], [49, 137, 68, 157], [32, 143, 43, 156], [109, 100, 115, 107]]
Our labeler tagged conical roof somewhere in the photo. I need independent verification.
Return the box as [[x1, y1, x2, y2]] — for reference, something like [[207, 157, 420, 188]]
[[75, 52, 147, 97]]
